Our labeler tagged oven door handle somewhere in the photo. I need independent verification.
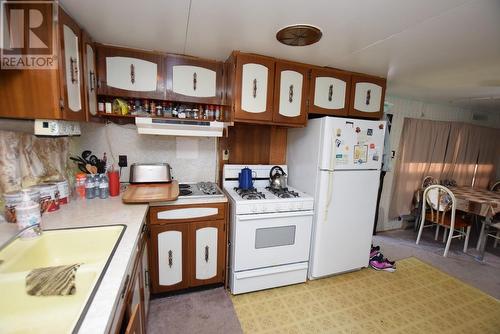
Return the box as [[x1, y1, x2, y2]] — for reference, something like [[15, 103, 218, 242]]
[[237, 210, 314, 221]]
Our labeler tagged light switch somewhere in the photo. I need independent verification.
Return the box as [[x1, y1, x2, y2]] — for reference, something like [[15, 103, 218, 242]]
[[222, 149, 229, 161]]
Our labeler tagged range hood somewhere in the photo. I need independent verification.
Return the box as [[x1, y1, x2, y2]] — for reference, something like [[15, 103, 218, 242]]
[[135, 117, 225, 137]]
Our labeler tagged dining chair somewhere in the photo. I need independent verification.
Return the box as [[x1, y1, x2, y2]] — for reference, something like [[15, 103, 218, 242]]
[[416, 185, 472, 257], [414, 176, 440, 232], [491, 180, 500, 192]]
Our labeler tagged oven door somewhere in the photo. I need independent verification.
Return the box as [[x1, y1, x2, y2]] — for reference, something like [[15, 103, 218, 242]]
[[233, 210, 313, 271]]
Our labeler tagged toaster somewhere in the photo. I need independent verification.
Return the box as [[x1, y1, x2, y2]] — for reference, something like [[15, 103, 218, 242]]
[[129, 163, 172, 183]]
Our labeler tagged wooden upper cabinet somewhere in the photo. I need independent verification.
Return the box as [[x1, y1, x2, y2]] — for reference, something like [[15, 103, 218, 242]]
[[81, 30, 98, 121], [96, 45, 165, 100], [348, 75, 386, 119], [233, 52, 275, 123], [0, 6, 87, 121], [58, 8, 86, 121], [309, 67, 351, 117], [166, 55, 223, 104], [273, 61, 309, 126]]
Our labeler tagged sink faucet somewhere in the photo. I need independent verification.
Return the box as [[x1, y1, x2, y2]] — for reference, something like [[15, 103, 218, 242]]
[[0, 224, 42, 253]]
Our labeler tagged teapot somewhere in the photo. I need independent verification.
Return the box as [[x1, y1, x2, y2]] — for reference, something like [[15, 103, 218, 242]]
[[269, 166, 287, 190]]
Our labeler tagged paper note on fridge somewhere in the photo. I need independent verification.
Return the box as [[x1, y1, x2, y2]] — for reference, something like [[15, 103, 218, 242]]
[[353, 145, 368, 164]]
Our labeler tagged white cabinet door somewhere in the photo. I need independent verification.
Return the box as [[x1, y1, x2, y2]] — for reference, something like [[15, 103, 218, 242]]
[[241, 63, 269, 113], [278, 70, 303, 118], [314, 77, 347, 110], [85, 44, 97, 116], [63, 25, 82, 112], [195, 227, 218, 280], [106, 57, 158, 92], [157, 230, 183, 286], [172, 65, 216, 98], [353, 82, 383, 113]]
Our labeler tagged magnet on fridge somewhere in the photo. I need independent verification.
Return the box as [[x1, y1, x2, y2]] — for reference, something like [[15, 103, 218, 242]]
[[335, 139, 342, 147], [373, 153, 379, 161], [369, 143, 375, 149], [367, 129, 373, 136], [379, 123, 384, 129], [344, 145, 349, 151], [355, 127, 361, 133], [336, 128, 342, 137]]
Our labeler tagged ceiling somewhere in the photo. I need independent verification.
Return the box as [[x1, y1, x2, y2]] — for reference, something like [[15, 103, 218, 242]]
[[60, 0, 500, 113]]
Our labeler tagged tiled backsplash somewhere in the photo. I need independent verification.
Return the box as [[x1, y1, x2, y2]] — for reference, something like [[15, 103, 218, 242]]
[[73, 122, 218, 183]]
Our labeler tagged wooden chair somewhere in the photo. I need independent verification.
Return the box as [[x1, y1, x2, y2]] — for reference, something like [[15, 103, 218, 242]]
[[416, 185, 472, 257]]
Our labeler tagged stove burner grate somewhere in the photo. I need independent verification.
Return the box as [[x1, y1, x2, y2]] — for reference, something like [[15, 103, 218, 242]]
[[179, 189, 192, 196], [266, 186, 300, 198], [233, 187, 265, 200], [179, 184, 191, 189]]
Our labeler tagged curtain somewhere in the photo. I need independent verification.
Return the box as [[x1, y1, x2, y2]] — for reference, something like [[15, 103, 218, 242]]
[[388, 119, 451, 219], [441, 123, 481, 186], [389, 118, 500, 219], [475, 127, 500, 189]]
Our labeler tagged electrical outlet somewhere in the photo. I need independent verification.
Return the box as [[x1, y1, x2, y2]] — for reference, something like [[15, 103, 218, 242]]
[[118, 155, 128, 167], [222, 149, 229, 161]]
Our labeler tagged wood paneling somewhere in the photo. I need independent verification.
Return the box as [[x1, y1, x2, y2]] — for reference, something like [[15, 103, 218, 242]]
[[225, 123, 287, 165]]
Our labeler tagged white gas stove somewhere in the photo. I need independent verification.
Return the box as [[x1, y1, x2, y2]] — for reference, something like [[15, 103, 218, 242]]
[[223, 165, 314, 295]]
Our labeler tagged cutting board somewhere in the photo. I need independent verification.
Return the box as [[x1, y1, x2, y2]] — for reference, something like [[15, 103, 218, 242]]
[[122, 181, 179, 203]]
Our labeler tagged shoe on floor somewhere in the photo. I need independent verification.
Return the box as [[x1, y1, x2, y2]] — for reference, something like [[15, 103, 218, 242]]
[[369, 254, 396, 272]]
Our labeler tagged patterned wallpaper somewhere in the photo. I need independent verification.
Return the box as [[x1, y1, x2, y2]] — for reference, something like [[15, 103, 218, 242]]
[[0, 130, 72, 197]]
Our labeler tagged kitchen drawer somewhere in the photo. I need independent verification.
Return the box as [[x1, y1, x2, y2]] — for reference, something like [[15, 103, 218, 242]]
[[149, 203, 227, 224]]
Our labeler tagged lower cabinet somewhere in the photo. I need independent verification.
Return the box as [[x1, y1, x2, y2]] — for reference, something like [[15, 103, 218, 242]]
[[109, 225, 150, 334], [149, 216, 226, 294]]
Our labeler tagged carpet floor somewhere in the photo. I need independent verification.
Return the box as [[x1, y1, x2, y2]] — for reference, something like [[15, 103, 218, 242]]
[[231, 257, 500, 334], [147, 287, 243, 334]]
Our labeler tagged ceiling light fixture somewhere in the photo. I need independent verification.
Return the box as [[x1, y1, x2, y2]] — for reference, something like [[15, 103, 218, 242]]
[[276, 24, 322, 46]]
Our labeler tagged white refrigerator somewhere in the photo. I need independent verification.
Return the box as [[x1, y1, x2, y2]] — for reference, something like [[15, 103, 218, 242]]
[[287, 116, 386, 279]]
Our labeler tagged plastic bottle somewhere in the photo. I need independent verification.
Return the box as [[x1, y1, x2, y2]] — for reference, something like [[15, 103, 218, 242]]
[[85, 174, 95, 199], [99, 174, 109, 199], [93, 174, 100, 197]]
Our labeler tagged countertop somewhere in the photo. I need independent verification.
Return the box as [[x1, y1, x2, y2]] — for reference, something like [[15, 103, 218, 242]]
[[0, 197, 149, 334]]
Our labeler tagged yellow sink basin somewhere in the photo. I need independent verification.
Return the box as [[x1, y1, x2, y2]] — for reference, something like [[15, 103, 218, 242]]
[[0, 225, 125, 334]]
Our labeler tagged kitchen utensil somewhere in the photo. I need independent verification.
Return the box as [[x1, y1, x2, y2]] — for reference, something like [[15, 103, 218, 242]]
[[81, 150, 92, 162], [129, 163, 172, 183], [77, 164, 88, 173], [88, 155, 98, 166], [238, 167, 255, 190], [269, 166, 287, 190], [70, 156, 87, 165]]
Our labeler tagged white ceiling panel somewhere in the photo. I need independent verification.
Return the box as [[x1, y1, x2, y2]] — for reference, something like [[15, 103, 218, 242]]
[[59, 0, 500, 112]]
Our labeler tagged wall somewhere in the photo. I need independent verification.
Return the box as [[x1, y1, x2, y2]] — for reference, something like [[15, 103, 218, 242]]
[[73, 122, 218, 183], [377, 96, 500, 232]]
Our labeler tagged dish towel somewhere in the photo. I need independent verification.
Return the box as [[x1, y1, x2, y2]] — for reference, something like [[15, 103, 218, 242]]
[[26, 264, 81, 296]]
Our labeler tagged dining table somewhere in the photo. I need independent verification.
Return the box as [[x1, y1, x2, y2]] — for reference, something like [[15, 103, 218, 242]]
[[448, 186, 500, 261], [414, 186, 500, 261]]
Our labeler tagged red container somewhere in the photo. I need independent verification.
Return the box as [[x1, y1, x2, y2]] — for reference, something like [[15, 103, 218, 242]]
[[108, 171, 120, 197]]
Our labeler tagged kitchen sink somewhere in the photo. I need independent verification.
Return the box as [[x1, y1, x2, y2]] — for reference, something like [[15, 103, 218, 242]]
[[0, 225, 125, 334]]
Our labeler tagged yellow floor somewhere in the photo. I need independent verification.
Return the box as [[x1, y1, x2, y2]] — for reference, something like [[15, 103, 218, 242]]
[[231, 257, 500, 333]]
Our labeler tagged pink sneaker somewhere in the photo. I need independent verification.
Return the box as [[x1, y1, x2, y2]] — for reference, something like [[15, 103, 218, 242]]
[[369, 254, 396, 272]]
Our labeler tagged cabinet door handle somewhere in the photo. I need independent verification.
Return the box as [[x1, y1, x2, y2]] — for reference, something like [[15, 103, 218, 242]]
[[121, 274, 130, 299], [144, 270, 149, 288], [328, 84, 333, 101], [193, 72, 197, 91], [288, 84, 294, 103], [252, 78, 257, 98], [204, 245, 209, 262], [130, 64, 135, 84], [366, 89, 371, 105], [168, 250, 173, 268], [89, 70, 95, 92], [70, 57, 78, 84]]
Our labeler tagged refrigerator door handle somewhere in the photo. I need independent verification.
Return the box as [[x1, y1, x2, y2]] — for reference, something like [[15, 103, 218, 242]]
[[324, 133, 337, 220]]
